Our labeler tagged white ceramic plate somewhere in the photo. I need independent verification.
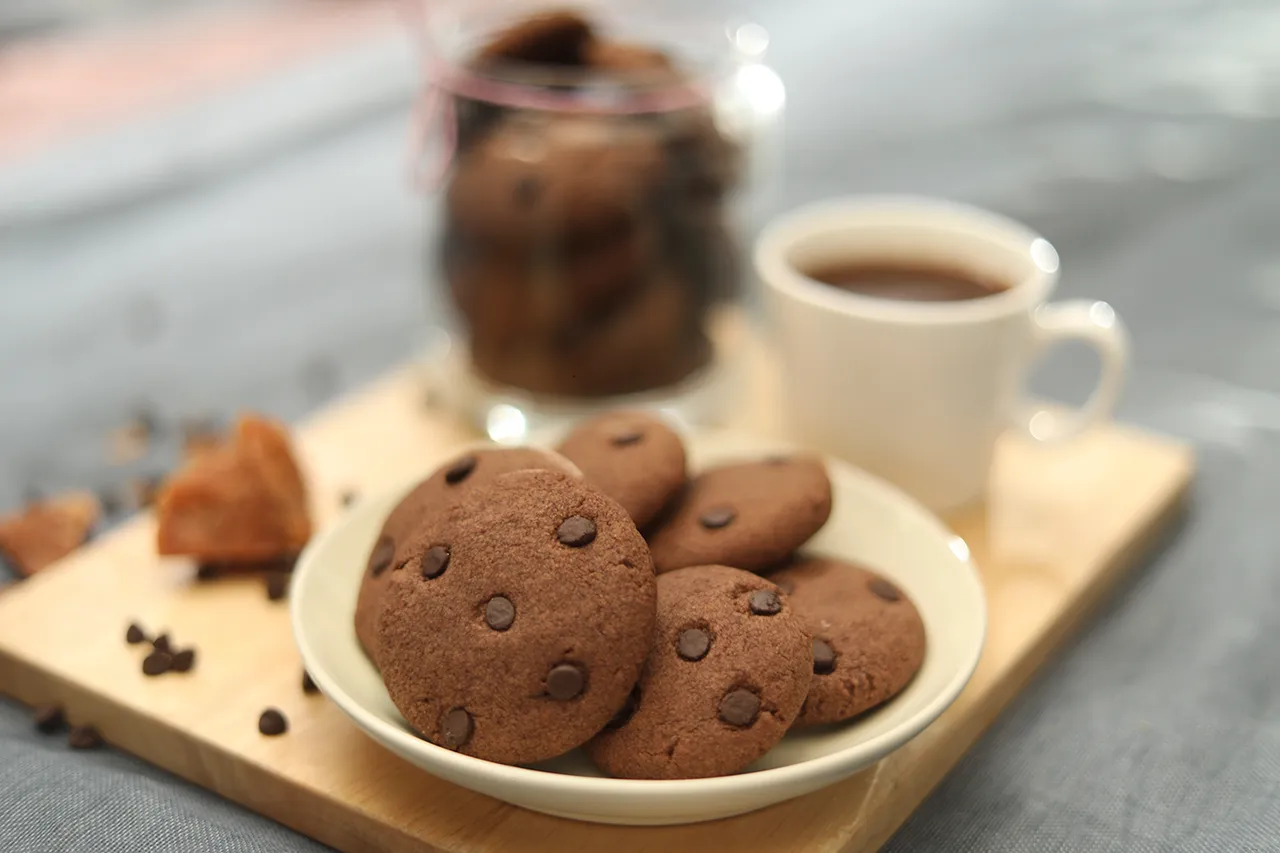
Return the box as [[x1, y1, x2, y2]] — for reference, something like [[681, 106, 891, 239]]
[[290, 431, 986, 825]]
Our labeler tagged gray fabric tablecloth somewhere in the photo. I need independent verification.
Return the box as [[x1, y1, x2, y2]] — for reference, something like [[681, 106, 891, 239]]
[[3, 1, 1280, 849]]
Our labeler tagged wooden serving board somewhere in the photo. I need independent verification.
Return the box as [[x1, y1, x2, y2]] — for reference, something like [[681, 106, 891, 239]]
[[0, 338, 1193, 853]]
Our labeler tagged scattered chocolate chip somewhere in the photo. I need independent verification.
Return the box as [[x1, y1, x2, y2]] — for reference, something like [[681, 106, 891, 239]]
[[33, 704, 66, 734], [195, 563, 221, 581], [813, 639, 836, 674], [171, 649, 196, 673], [547, 662, 586, 700], [749, 589, 781, 616], [420, 545, 451, 579], [606, 685, 641, 730], [556, 516, 597, 548], [774, 579, 795, 595], [264, 571, 290, 601], [339, 489, 358, 508], [440, 707, 473, 748], [444, 454, 478, 484], [514, 176, 541, 207], [152, 633, 172, 655], [142, 650, 173, 676], [699, 506, 736, 530], [367, 536, 395, 577], [68, 724, 103, 750], [868, 578, 902, 602], [676, 627, 711, 661], [484, 595, 515, 631], [258, 708, 288, 736], [609, 430, 644, 447], [302, 670, 319, 695], [718, 688, 761, 727], [125, 623, 148, 645]]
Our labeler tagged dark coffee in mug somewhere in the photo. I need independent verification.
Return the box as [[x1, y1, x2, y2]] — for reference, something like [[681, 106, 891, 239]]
[[803, 262, 1010, 303]]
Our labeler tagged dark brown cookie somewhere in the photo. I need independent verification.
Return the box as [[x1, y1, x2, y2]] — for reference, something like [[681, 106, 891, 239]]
[[585, 565, 810, 779], [446, 115, 666, 249], [556, 411, 687, 529], [768, 556, 926, 725], [376, 469, 656, 765], [354, 447, 579, 665], [477, 11, 594, 67], [645, 457, 833, 574]]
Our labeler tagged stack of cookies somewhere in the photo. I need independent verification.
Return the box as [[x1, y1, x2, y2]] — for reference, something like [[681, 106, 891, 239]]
[[439, 10, 741, 398], [356, 411, 927, 779]]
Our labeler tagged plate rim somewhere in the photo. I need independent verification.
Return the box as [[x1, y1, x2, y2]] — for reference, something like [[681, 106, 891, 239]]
[[290, 433, 987, 801]]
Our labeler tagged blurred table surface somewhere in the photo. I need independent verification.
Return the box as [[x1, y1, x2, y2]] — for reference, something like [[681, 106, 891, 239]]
[[3, 0, 1280, 850]]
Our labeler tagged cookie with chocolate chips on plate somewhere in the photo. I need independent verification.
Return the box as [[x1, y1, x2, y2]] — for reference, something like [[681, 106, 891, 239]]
[[354, 447, 579, 666], [376, 469, 656, 765], [556, 410, 687, 529], [585, 564, 811, 779], [769, 556, 926, 725], [645, 456, 833, 574]]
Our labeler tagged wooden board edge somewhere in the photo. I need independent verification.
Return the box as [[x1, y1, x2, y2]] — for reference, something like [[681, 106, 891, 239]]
[[849, 446, 1194, 852], [0, 652, 446, 853]]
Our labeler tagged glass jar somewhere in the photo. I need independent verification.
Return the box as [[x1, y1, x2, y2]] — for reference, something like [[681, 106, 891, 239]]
[[409, 2, 782, 440]]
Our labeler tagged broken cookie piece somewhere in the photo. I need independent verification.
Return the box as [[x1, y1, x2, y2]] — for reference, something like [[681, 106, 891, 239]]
[[0, 491, 101, 577], [156, 414, 311, 563]]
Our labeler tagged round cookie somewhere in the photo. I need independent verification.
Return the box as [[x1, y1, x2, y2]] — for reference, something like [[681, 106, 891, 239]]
[[645, 457, 833, 574], [446, 115, 667, 249], [585, 565, 811, 779], [768, 556, 926, 725], [354, 447, 579, 665], [376, 469, 656, 765], [556, 411, 687, 529]]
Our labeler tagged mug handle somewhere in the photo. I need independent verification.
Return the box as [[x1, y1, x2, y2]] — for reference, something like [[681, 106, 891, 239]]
[[1016, 300, 1130, 442]]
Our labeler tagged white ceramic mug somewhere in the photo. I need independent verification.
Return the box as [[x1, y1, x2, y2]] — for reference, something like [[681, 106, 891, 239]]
[[755, 196, 1129, 512]]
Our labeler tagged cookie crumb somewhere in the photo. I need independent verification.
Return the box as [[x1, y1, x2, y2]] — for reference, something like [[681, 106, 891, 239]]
[[68, 724, 103, 750], [33, 704, 66, 734]]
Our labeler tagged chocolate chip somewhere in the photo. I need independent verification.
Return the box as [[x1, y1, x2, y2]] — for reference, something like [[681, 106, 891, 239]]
[[749, 589, 781, 616], [125, 623, 148, 645], [142, 650, 173, 676], [699, 506, 735, 529], [367, 536, 395, 577], [265, 571, 290, 601], [547, 663, 586, 700], [606, 685, 641, 730], [444, 454, 478, 484], [339, 489, 358, 508], [258, 709, 288, 736], [718, 688, 761, 727], [610, 429, 644, 447], [676, 628, 711, 661], [868, 578, 902, 602], [420, 545, 451, 579], [441, 707, 473, 748], [68, 724, 103, 750], [514, 176, 541, 207], [171, 648, 196, 673], [195, 563, 221, 581], [556, 516, 596, 547], [774, 579, 795, 595], [484, 595, 515, 631], [33, 704, 65, 734], [302, 670, 319, 695], [152, 633, 172, 655], [813, 639, 836, 674]]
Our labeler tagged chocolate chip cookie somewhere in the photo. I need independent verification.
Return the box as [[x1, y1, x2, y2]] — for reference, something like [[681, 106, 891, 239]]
[[376, 469, 656, 765], [645, 456, 833, 574], [585, 565, 810, 779], [556, 411, 687, 529], [354, 447, 579, 665], [768, 556, 926, 725]]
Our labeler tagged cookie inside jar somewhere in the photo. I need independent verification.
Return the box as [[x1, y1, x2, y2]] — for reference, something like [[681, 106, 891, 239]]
[[436, 8, 746, 401]]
